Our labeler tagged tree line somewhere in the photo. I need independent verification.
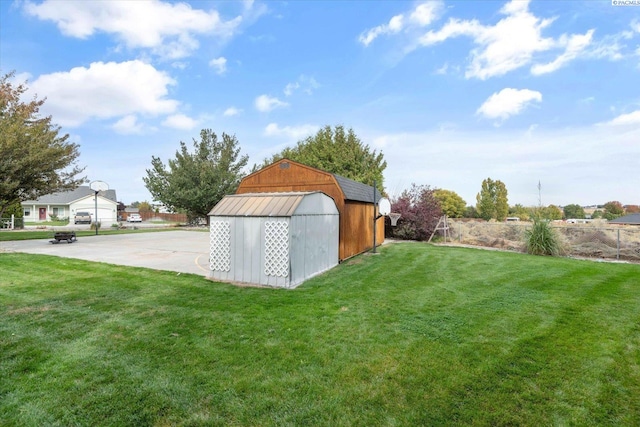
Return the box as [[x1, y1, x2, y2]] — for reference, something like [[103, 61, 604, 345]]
[[1, 71, 633, 237]]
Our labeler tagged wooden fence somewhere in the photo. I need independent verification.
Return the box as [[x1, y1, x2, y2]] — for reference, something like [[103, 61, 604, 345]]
[[120, 211, 188, 223]]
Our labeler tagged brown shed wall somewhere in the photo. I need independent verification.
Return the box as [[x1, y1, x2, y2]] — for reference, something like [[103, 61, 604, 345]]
[[236, 160, 384, 261]]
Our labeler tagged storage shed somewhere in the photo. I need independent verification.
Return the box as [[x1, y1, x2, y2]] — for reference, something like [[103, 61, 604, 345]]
[[236, 159, 384, 261], [208, 191, 339, 288]]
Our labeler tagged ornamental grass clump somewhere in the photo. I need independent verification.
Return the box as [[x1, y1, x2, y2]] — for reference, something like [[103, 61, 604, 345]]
[[524, 219, 561, 256]]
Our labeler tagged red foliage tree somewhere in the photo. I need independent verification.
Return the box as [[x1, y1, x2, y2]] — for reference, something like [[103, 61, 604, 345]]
[[390, 184, 442, 241]]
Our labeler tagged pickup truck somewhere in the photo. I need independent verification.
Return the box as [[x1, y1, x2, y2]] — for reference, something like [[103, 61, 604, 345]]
[[74, 211, 92, 224]]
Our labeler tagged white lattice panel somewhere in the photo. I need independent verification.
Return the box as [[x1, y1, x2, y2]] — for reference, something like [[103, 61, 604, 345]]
[[210, 220, 231, 272], [264, 221, 289, 277]]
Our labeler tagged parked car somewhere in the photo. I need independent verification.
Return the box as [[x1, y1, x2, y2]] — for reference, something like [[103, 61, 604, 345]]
[[74, 212, 92, 224], [127, 213, 142, 222]]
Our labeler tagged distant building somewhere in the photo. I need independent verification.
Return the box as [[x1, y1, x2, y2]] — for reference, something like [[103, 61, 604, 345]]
[[22, 186, 118, 223], [608, 213, 640, 225]]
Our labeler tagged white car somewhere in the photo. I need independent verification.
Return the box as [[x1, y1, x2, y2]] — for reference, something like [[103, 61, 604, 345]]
[[127, 213, 142, 222]]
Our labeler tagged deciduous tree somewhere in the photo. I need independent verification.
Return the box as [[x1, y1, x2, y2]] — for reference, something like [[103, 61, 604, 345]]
[[0, 72, 85, 217], [390, 184, 442, 241], [509, 204, 531, 221], [433, 189, 466, 218], [603, 201, 624, 220], [563, 204, 585, 219], [144, 129, 248, 224], [540, 204, 563, 221], [137, 201, 153, 212], [475, 178, 508, 221], [259, 125, 387, 193]]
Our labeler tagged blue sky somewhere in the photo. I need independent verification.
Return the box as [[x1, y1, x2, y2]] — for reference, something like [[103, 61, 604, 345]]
[[1, 0, 639, 207]]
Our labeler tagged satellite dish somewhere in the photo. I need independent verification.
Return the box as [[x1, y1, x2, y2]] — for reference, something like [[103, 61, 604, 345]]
[[378, 197, 391, 216], [90, 180, 109, 192]]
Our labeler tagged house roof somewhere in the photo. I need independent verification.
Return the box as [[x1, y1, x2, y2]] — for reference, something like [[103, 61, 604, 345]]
[[609, 213, 640, 225], [23, 186, 118, 205]]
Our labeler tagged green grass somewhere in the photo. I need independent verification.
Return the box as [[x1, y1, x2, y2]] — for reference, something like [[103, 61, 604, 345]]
[[2, 243, 640, 426], [24, 220, 69, 227], [0, 227, 183, 242]]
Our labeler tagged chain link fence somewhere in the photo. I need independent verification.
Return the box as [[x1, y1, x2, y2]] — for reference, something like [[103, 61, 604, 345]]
[[443, 220, 640, 263]]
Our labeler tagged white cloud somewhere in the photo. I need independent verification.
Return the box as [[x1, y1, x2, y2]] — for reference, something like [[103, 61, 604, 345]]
[[410, 2, 442, 27], [255, 94, 288, 112], [171, 61, 188, 70], [284, 82, 299, 97], [28, 60, 178, 127], [359, 14, 404, 46], [112, 115, 144, 134], [359, 1, 442, 46], [421, 0, 561, 79], [434, 62, 449, 75], [264, 123, 319, 140], [223, 107, 242, 116], [8, 72, 33, 86], [602, 110, 640, 126], [477, 88, 542, 120], [23, 0, 243, 59], [283, 75, 319, 96], [586, 30, 634, 61], [209, 56, 227, 74], [531, 30, 594, 75], [162, 113, 198, 130]]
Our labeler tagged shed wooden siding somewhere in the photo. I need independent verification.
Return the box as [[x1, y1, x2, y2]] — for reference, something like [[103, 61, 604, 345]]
[[236, 159, 384, 261]]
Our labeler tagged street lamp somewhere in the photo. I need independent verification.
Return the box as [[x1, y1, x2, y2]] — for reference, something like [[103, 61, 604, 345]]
[[89, 181, 109, 235]]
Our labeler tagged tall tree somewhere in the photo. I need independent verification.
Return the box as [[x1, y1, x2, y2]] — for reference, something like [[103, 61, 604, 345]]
[[433, 189, 466, 218], [603, 201, 624, 220], [539, 204, 563, 221], [563, 204, 585, 219], [144, 129, 248, 223], [259, 125, 387, 193], [476, 178, 509, 221], [509, 204, 531, 221], [0, 72, 85, 217]]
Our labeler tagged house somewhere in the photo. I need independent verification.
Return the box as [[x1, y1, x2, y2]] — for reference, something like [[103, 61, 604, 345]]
[[22, 186, 118, 224], [208, 191, 339, 288], [235, 158, 385, 261], [608, 213, 640, 225]]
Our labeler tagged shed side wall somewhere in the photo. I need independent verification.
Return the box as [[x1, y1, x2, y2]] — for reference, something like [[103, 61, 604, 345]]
[[341, 202, 385, 260], [290, 214, 339, 287]]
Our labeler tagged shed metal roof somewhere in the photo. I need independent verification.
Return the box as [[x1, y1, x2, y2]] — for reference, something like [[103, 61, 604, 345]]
[[209, 192, 321, 217]]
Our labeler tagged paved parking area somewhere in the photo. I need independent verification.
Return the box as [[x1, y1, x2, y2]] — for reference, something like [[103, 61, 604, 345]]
[[0, 230, 211, 276]]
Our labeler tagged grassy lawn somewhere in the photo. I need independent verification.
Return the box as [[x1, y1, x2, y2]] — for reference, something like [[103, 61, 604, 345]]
[[24, 220, 70, 227], [2, 243, 640, 426]]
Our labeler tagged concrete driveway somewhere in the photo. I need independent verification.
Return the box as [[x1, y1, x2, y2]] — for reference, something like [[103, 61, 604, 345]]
[[0, 230, 211, 276]]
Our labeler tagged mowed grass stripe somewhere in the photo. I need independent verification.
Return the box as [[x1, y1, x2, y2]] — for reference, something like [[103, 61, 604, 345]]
[[1, 243, 640, 426]]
